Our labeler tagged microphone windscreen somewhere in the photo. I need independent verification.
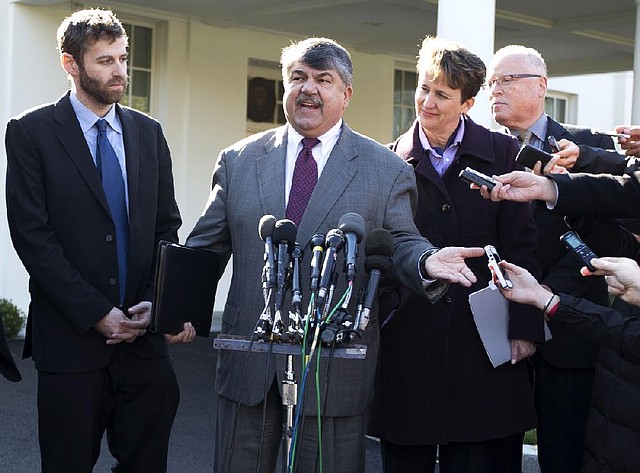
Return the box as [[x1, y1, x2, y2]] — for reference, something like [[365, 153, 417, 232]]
[[325, 228, 345, 250], [258, 215, 277, 241], [364, 254, 393, 273], [338, 212, 365, 242], [272, 219, 297, 245], [364, 228, 394, 258]]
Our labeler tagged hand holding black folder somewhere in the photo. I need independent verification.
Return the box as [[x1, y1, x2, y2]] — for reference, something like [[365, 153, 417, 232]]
[[151, 241, 221, 337]]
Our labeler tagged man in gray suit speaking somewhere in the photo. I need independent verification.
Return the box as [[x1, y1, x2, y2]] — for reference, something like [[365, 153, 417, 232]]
[[186, 37, 484, 473]]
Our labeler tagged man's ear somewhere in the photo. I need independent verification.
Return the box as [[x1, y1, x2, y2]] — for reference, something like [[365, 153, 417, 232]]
[[60, 52, 79, 77]]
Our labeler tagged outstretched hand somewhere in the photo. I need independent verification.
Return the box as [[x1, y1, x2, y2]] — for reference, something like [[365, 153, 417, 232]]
[[582, 257, 640, 307], [616, 126, 640, 157], [492, 260, 552, 309], [423, 246, 485, 287], [477, 171, 557, 204]]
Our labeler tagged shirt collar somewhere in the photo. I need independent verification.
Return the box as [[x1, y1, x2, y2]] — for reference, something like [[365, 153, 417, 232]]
[[69, 91, 122, 135], [418, 116, 466, 155], [288, 118, 343, 149], [508, 112, 547, 143]]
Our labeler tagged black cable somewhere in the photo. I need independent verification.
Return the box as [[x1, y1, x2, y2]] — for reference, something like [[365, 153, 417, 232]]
[[225, 314, 267, 473], [255, 340, 274, 473]]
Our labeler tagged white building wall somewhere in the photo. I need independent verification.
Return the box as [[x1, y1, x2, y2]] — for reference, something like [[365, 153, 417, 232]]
[[0, 2, 398, 317], [1, 3, 71, 316], [547, 72, 634, 130], [0, 2, 634, 320]]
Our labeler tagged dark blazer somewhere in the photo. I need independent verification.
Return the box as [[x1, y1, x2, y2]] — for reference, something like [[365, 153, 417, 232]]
[[5, 92, 181, 373], [372, 117, 542, 444], [552, 169, 640, 218], [535, 118, 614, 369], [186, 122, 440, 417], [552, 295, 640, 473]]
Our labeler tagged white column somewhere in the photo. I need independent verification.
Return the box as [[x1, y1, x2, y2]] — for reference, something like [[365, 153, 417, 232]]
[[437, 0, 496, 127], [632, 0, 640, 124]]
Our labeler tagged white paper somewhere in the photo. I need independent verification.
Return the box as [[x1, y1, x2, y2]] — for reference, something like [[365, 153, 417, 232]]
[[469, 283, 552, 368], [469, 283, 511, 368]]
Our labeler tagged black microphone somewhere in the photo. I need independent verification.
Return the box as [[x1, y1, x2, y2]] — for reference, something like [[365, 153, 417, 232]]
[[309, 233, 325, 293], [287, 243, 304, 342], [290, 243, 303, 309], [316, 228, 345, 315], [258, 215, 277, 293], [255, 215, 277, 340], [271, 219, 297, 339], [355, 228, 394, 334], [338, 212, 365, 282]]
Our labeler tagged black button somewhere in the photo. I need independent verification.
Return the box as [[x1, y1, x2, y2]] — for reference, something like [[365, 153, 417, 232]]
[[105, 234, 114, 242], [441, 204, 451, 214], [443, 296, 452, 304], [109, 278, 117, 286]]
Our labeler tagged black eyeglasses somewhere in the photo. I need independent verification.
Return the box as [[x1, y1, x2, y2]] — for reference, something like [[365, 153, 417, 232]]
[[486, 74, 542, 88]]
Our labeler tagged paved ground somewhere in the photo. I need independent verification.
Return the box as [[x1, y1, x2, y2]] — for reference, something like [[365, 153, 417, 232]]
[[0, 336, 540, 472], [0, 335, 384, 472]]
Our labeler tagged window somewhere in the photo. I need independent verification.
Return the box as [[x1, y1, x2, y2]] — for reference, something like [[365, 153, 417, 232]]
[[393, 68, 417, 139], [120, 23, 153, 113], [247, 59, 286, 134], [545, 92, 576, 124]]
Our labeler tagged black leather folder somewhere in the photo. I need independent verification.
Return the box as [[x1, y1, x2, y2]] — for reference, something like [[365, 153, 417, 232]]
[[151, 241, 221, 337]]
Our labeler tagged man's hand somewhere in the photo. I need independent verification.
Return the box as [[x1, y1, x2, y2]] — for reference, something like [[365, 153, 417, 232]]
[[494, 260, 553, 308], [582, 257, 640, 307], [532, 155, 567, 176], [510, 339, 536, 364], [478, 171, 558, 203], [551, 139, 579, 170], [616, 126, 640, 157], [93, 301, 152, 345], [423, 247, 485, 287], [165, 322, 197, 344]]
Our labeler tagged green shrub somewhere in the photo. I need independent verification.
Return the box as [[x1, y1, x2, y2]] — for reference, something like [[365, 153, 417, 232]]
[[524, 428, 537, 445], [0, 298, 26, 339]]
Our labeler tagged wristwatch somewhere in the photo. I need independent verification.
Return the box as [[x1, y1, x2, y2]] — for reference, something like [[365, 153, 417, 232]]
[[419, 248, 441, 280]]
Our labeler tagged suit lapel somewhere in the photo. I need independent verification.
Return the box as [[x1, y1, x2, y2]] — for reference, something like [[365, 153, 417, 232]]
[[117, 105, 140, 218], [297, 124, 357, 245], [545, 118, 568, 152], [52, 94, 110, 216], [257, 127, 287, 220]]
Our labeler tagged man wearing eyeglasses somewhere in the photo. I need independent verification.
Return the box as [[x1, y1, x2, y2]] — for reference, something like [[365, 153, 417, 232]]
[[487, 45, 615, 473]]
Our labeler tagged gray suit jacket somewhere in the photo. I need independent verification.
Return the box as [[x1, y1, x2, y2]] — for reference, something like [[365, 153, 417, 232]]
[[187, 123, 440, 416]]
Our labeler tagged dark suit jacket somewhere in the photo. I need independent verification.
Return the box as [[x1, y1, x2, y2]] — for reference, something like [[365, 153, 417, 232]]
[[533, 118, 614, 369], [186, 122, 439, 417], [5, 92, 181, 373], [552, 169, 640, 218], [574, 145, 628, 174], [373, 117, 542, 444], [547, 119, 627, 173]]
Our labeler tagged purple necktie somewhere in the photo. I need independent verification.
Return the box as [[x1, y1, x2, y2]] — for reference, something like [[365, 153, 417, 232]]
[[286, 137, 320, 226]]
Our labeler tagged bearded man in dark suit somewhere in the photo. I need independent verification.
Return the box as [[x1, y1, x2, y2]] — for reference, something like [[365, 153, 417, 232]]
[[5, 9, 193, 472]]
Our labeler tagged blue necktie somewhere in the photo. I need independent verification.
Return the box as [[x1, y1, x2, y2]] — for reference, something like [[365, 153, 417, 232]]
[[96, 119, 129, 304]]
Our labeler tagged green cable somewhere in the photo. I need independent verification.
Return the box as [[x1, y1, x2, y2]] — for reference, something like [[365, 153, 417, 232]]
[[290, 295, 316, 473], [313, 283, 352, 473], [316, 345, 323, 473]]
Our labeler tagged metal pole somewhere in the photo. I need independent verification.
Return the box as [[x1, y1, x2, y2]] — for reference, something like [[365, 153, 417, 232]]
[[282, 355, 297, 472]]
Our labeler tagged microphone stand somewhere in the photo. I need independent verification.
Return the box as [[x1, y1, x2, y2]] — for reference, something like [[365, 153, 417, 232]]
[[282, 355, 297, 473]]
